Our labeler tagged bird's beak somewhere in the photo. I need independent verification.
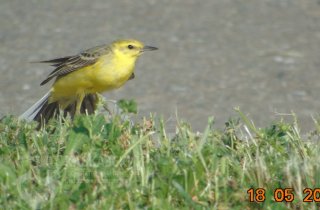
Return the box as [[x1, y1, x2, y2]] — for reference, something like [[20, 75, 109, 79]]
[[141, 46, 158, 52]]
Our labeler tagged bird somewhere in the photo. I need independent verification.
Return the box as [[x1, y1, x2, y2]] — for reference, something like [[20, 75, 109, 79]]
[[20, 39, 158, 127]]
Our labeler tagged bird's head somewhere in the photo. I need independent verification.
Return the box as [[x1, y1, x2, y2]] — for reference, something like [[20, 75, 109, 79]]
[[111, 39, 158, 58]]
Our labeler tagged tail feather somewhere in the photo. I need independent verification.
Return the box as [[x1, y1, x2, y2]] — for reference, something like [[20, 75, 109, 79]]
[[20, 92, 99, 128], [81, 94, 97, 114], [33, 100, 60, 125], [19, 92, 51, 121]]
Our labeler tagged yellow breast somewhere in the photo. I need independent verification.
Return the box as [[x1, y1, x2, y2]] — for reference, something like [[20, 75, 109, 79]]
[[50, 53, 136, 103]]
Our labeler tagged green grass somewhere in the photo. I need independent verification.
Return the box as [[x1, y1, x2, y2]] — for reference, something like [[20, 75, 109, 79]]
[[1, 106, 320, 209]]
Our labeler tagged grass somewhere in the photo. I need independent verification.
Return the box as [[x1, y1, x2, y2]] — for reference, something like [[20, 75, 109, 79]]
[[1, 103, 320, 209]]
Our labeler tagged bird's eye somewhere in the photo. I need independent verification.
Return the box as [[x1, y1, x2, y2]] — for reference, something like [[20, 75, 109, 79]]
[[127, 45, 134, 49]]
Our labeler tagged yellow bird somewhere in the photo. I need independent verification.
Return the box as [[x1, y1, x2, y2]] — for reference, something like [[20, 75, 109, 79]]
[[20, 39, 158, 125]]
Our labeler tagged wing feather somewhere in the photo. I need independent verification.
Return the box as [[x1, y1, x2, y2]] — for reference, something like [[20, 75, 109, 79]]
[[40, 44, 110, 86]]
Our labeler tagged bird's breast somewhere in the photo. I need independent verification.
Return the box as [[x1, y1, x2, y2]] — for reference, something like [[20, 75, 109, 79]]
[[51, 55, 137, 100], [91, 56, 135, 92]]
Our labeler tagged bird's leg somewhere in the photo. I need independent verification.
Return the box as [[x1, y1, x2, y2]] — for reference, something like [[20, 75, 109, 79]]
[[76, 93, 85, 115]]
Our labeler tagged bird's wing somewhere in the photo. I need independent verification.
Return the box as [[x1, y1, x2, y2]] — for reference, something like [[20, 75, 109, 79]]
[[40, 44, 110, 86]]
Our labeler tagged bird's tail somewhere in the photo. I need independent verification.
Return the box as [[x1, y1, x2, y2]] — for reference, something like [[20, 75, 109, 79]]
[[19, 92, 51, 121], [20, 92, 98, 127]]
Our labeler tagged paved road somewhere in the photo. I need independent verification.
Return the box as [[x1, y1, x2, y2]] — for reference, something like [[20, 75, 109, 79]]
[[1, 0, 320, 131]]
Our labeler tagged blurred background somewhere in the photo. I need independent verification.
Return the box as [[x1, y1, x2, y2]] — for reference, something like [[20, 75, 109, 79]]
[[1, 0, 320, 132]]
